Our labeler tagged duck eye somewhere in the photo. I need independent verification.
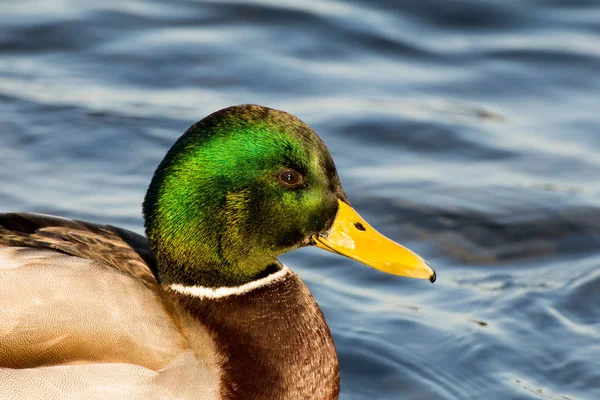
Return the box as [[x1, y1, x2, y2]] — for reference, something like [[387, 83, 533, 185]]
[[279, 169, 302, 187]]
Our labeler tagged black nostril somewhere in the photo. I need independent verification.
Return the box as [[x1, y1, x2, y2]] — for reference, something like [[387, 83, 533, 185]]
[[354, 222, 366, 231]]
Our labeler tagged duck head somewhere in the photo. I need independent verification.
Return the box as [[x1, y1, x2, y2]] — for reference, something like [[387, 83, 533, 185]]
[[143, 105, 435, 287]]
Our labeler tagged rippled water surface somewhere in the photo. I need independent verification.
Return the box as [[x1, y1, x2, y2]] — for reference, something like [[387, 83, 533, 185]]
[[1, 1, 600, 399]]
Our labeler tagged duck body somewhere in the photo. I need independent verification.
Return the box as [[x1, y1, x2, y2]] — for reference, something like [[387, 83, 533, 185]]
[[0, 213, 338, 399], [0, 105, 434, 399]]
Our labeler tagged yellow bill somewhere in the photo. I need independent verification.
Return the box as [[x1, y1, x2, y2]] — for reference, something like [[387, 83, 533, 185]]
[[313, 200, 436, 282]]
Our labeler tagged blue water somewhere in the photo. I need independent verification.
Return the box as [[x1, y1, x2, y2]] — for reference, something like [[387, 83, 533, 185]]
[[1, 1, 600, 399]]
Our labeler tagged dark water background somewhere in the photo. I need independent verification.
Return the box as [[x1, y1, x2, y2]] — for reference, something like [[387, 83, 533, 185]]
[[1, 1, 599, 399]]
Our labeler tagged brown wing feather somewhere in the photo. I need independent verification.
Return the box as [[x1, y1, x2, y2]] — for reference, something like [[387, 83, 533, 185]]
[[0, 213, 221, 396], [0, 212, 157, 287], [0, 213, 189, 369], [0, 213, 187, 334]]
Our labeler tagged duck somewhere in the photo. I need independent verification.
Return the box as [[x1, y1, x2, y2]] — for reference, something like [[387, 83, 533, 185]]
[[0, 104, 435, 400]]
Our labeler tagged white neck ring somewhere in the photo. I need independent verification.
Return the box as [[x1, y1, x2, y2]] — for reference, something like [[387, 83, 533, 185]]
[[167, 265, 291, 299]]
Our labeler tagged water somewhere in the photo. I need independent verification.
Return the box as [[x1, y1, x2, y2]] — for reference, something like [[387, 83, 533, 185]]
[[1, 0, 599, 398]]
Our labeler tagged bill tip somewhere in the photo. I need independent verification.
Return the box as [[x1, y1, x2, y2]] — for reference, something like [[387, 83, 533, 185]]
[[426, 261, 436, 283]]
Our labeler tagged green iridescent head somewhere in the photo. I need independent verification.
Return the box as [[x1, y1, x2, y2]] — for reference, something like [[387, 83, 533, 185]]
[[143, 105, 347, 287]]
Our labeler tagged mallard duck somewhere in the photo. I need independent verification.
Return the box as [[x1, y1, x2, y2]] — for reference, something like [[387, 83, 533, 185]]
[[0, 105, 435, 399]]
